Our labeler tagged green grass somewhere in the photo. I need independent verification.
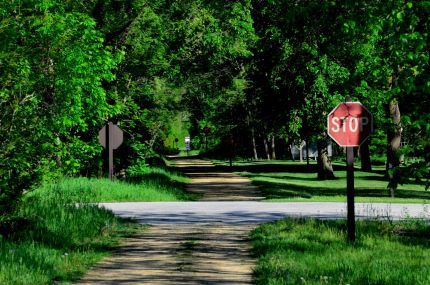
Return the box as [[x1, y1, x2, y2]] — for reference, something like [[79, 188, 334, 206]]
[[216, 159, 429, 203], [0, 166, 194, 284], [0, 185, 141, 284], [251, 218, 430, 285], [241, 170, 429, 203], [31, 167, 197, 203]]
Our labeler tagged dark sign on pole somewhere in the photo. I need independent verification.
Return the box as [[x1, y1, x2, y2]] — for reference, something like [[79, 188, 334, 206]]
[[327, 97, 373, 242], [99, 122, 123, 180]]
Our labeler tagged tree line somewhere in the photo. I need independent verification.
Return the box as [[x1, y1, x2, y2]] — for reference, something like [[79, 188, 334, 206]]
[[1, 0, 429, 217]]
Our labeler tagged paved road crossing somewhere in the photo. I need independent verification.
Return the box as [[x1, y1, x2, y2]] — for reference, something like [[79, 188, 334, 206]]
[[99, 201, 430, 224], [77, 158, 429, 284]]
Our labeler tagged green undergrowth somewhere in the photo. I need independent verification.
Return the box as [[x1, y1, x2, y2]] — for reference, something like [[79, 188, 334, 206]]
[[0, 166, 192, 284], [251, 218, 430, 285], [31, 167, 196, 203], [0, 187, 142, 285]]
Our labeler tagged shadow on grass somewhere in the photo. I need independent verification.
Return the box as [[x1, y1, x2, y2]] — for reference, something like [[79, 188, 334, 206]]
[[8, 204, 129, 251], [1, 201, 141, 284], [126, 172, 178, 186], [126, 172, 199, 201], [244, 173, 321, 182], [216, 163, 319, 174], [357, 175, 389, 182], [214, 161, 387, 174], [208, 160, 425, 200], [253, 180, 430, 200]]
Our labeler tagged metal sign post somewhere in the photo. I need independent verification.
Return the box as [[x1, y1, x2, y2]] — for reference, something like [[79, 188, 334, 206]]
[[185, 136, 190, 156], [346, 143, 355, 241], [99, 122, 123, 180], [327, 97, 373, 242]]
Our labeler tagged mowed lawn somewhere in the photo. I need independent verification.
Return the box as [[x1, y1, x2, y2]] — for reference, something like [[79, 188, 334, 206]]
[[220, 160, 430, 203]]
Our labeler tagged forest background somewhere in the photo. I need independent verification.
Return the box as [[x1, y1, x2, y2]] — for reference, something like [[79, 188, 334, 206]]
[[1, 0, 429, 218]]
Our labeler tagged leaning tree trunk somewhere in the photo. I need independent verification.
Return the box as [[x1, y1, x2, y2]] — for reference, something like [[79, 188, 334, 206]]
[[387, 98, 402, 197], [360, 140, 372, 171], [251, 126, 258, 160], [317, 138, 336, 180], [263, 137, 270, 160], [263, 138, 270, 160], [271, 136, 276, 160]]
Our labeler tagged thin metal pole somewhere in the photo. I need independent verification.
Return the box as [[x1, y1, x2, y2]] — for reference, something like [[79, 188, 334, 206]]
[[345, 95, 355, 242], [106, 122, 113, 181], [346, 146, 355, 242]]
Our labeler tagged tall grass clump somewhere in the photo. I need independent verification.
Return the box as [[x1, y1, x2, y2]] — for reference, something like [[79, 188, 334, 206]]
[[0, 182, 138, 285], [30, 166, 194, 203], [0, 164, 192, 283], [125, 163, 193, 201], [251, 218, 430, 285]]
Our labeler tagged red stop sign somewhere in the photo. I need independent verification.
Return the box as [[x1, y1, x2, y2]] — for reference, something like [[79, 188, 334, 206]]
[[327, 102, 373, 147]]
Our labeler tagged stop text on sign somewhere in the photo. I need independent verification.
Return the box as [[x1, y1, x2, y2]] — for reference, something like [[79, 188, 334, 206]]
[[327, 102, 373, 147], [330, 116, 370, 133]]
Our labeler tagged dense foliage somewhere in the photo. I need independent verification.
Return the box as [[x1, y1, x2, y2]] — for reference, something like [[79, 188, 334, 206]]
[[0, 0, 121, 217], [0, 0, 429, 217]]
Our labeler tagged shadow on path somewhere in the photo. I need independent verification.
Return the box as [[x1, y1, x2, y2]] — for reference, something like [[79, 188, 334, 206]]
[[76, 224, 255, 285], [172, 158, 263, 201]]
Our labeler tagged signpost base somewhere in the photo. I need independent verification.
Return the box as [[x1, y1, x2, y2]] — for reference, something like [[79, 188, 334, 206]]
[[346, 146, 355, 242]]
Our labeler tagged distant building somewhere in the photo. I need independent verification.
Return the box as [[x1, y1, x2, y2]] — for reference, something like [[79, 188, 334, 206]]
[[291, 141, 332, 160]]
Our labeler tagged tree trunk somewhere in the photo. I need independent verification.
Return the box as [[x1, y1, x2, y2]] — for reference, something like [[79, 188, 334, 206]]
[[251, 126, 258, 160], [299, 141, 304, 163], [263, 137, 270, 160], [305, 137, 310, 166], [271, 136, 276, 160], [387, 98, 402, 197], [360, 140, 372, 171], [317, 138, 336, 180]]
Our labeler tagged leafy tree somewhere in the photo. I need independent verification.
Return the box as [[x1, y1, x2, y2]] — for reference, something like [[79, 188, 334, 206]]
[[381, 0, 430, 192], [169, 0, 257, 155], [0, 0, 120, 217]]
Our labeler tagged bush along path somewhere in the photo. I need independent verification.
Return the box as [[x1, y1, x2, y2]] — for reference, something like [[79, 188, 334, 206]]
[[76, 158, 262, 284]]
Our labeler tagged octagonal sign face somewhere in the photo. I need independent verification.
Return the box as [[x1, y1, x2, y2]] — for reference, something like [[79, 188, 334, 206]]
[[99, 123, 123, 150], [327, 102, 373, 147]]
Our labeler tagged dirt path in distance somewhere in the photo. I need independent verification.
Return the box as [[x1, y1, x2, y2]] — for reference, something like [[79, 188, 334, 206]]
[[173, 158, 263, 201]]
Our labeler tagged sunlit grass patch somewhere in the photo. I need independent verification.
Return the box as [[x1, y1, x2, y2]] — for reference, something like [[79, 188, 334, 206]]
[[0, 187, 141, 284], [31, 167, 195, 202], [251, 218, 430, 285]]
